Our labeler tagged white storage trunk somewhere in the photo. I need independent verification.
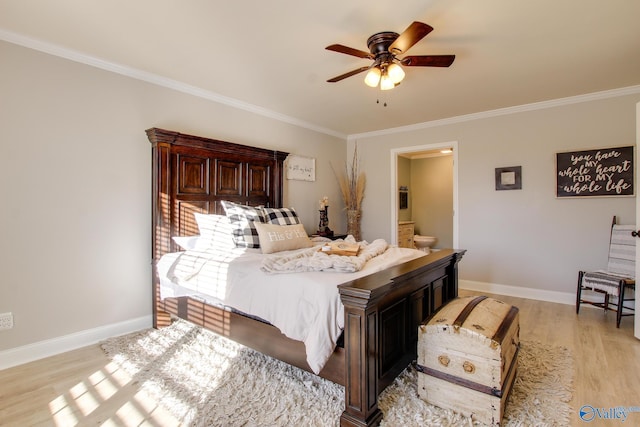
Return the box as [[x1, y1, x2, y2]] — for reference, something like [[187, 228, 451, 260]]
[[417, 295, 520, 426]]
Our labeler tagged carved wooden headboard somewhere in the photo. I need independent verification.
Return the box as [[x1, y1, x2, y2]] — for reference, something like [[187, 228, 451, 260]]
[[146, 128, 289, 261]]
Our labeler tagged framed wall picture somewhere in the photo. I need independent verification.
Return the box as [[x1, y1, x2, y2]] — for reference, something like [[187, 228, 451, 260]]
[[286, 155, 315, 181], [495, 166, 522, 190], [556, 146, 634, 197]]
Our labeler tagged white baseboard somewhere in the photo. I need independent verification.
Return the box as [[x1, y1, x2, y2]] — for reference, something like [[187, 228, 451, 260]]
[[459, 279, 576, 306], [0, 315, 152, 371]]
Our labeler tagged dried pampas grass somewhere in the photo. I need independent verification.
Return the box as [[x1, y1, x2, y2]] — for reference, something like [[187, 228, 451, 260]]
[[335, 143, 366, 211]]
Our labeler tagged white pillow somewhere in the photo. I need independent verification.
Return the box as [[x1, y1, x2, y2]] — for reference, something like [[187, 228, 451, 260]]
[[194, 213, 235, 250], [172, 235, 201, 251], [255, 222, 313, 254]]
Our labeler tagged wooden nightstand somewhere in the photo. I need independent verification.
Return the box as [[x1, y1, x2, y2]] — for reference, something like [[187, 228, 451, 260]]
[[312, 233, 348, 240]]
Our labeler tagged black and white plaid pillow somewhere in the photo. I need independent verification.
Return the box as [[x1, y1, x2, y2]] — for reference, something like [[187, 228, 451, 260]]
[[261, 207, 300, 225], [221, 201, 265, 249]]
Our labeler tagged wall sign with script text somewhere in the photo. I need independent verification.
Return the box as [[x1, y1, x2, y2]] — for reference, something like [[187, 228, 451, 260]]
[[286, 155, 315, 181], [556, 146, 634, 197]]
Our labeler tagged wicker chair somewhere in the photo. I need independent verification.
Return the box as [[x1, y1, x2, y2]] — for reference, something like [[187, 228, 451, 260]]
[[576, 216, 636, 327]]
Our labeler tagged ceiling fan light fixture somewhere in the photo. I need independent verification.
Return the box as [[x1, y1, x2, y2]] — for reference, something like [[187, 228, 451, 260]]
[[387, 63, 405, 84], [380, 73, 395, 91], [364, 67, 381, 87], [326, 21, 454, 87]]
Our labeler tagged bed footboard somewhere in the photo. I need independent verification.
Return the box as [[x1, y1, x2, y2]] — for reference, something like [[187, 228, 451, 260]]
[[338, 249, 465, 427]]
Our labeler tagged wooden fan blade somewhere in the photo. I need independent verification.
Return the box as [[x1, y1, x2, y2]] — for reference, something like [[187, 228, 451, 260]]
[[327, 66, 370, 83], [325, 44, 373, 59], [388, 21, 433, 54], [401, 55, 455, 67]]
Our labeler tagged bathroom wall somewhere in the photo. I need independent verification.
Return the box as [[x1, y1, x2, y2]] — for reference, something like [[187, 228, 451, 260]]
[[411, 155, 454, 249]]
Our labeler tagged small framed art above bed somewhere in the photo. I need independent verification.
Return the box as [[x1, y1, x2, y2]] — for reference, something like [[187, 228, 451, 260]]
[[147, 128, 465, 427]]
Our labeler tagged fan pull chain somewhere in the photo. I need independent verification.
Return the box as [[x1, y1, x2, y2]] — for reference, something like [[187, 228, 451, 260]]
[[376, 85, 390, 107]]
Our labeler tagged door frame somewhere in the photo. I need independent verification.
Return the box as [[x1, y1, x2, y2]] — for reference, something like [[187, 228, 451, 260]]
[[635, 102, 639, 339], [389, 141, 459, 247]]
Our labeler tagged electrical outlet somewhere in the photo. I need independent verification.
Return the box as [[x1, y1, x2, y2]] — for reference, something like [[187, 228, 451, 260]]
[[0, 312, 13, 330]]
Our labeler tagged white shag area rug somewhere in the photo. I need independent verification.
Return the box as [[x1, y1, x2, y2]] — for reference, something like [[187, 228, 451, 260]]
[[101, 320, 573, 426]]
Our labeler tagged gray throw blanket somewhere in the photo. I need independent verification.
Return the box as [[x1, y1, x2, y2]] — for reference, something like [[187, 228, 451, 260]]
[[581, 270, 626, 296]]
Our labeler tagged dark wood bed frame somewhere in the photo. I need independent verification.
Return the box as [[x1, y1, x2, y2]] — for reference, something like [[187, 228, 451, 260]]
[[147, 127, 465, 427]]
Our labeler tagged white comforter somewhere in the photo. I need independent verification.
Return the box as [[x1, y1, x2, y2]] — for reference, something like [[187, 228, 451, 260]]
[[156, 241, 426, 374]]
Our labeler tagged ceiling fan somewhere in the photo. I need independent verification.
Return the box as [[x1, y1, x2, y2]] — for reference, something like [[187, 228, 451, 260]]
[[326, 21, 455, 90]]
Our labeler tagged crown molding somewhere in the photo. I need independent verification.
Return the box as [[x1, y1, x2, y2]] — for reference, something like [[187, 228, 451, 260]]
[[3, 28, 638, 143], [0, 28, 347, 140], [348, 85, 640, 141]]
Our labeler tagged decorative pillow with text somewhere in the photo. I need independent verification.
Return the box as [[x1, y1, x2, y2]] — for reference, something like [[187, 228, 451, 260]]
[[255, 223, 313, 254]]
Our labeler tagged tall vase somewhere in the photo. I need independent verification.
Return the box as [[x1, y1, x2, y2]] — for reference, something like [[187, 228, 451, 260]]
[[346, 209, 361, 241]]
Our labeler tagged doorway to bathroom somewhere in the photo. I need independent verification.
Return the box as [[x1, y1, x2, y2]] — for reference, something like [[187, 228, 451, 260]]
[[390, 141, 458, 249]]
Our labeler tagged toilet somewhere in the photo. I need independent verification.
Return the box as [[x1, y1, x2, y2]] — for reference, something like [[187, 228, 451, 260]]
[[413, 235, 437, 253]]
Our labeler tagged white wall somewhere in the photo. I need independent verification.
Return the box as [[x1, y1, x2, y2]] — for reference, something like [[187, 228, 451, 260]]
[[0, 41, 346, 354], [353, 93, 639, 296]]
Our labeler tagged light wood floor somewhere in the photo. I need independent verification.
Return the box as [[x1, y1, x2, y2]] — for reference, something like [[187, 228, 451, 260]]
[[1, 290, 638, 426]]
